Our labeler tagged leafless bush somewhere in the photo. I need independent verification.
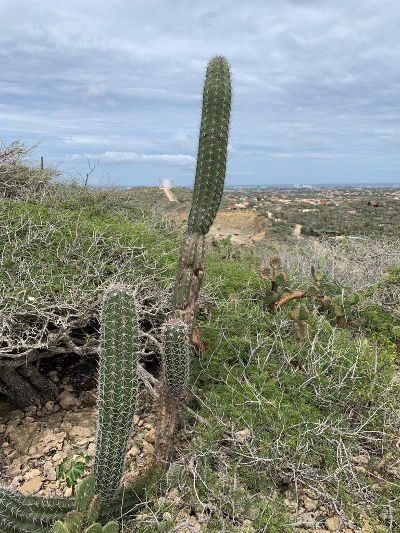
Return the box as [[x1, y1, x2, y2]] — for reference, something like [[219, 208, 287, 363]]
[[272, 236, 400, 316], [276, 237, 399, 287], [0, 140, 58, 200], [0, 216, 172, 369]]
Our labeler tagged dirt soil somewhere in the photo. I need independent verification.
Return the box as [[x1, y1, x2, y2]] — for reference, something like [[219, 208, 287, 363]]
[[170, 210, 267, 245]]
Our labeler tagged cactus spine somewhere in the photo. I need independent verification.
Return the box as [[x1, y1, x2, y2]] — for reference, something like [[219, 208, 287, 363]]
[[173, 56, 232, 335], [94, 285, 139, 506]]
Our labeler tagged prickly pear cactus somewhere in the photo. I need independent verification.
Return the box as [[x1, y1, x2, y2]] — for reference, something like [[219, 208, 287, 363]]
[[101, 523, 119, 533], [94, 285, 139, 505], [53, 522, 70, 533], [162, 319, 190, 398], [83, 525, 103, 533], [52, 519, 119, 533], [51, 477, 120, 532], [289, 304, 311, 343], [259, 257, 288, 312], [75, 477, 96, 513]]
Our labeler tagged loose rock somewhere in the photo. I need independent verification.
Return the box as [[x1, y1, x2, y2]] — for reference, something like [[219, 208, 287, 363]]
[[58, 390, 80, 410]]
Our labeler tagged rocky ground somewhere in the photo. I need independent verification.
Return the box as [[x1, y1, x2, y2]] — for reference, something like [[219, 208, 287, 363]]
[[0, 376, 157, 497], [0, 361, 381, 532]]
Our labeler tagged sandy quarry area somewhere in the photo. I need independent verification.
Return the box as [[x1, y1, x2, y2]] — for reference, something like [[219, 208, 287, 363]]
[[169, 210, 267, 245]]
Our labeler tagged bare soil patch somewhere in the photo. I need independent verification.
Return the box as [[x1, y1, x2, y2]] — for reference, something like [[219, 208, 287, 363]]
[[169, 210, 267, 245]]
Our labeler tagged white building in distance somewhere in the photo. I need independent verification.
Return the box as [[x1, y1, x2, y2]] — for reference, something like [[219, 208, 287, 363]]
[[158, 179, 174, 189]]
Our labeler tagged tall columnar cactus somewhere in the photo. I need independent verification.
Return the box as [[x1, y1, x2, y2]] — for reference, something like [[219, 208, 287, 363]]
[[187, 56, 232, 236], [173, 56, 232, 335], [94, 285, 139, 506], [162, 319, 190, 398]]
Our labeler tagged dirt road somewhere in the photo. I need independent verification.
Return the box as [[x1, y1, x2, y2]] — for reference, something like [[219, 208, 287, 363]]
[[161, 188, 177, 202]]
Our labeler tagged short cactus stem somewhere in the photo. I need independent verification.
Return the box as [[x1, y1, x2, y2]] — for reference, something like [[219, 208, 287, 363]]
[[162, 319, 190, 399], [154, 388, 180, 469], [154, 319, 190, 467]]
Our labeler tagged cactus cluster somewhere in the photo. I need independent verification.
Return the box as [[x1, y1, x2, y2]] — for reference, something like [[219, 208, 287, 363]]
[[258, 256, 369, 341], [162, 319, 190, 398], [0, 55, 224, 532], [0, 282, 191, 531]]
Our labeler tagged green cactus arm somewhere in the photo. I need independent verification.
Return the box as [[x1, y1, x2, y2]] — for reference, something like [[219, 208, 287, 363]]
[[162, 319, 190, 398], [0, 485, 73, 532], [0, 485, 74, 513], [0, 513, 51, 533], [94, 285, 139, 506], [188, 56, 232, 235]]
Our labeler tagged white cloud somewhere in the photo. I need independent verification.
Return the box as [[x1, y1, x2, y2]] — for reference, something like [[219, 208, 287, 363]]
[[64, 135, 113, 146], [270, 152, 336, 159], [70, 151, 195, 165]]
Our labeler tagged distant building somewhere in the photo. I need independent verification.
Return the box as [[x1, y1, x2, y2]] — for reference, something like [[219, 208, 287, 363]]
[[158, 179, 174, 189]]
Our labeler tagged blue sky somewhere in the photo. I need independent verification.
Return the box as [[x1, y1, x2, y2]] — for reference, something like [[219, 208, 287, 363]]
[[1, 0, 400, 186]]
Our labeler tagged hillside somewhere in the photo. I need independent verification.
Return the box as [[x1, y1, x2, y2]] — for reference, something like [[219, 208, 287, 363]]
[[1, 182, 400, 532]]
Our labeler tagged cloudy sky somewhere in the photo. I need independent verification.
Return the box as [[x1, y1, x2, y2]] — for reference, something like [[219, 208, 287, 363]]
[[1, 0, 400, 186]]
